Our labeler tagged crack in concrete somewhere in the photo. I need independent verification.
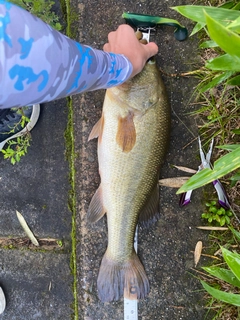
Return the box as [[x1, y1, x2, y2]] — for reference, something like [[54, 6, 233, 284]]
[[0, 237, 64, 251]]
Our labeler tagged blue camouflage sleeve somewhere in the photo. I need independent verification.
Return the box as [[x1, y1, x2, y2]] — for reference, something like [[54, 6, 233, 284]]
[[0, 1, 133, 109]]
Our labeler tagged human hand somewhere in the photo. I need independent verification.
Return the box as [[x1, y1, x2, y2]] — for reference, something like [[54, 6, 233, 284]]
[[103, 25, 158, 78]]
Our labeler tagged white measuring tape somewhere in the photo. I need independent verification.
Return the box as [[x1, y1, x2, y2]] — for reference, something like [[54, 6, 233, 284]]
[[124, 226, 138, 320]]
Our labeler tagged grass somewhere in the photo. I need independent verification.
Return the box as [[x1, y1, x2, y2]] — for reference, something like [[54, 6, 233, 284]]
[[192, 69, 240, 148], [175, 1, 240, 318], [174, 1, 240, 195], [194, 64, 240, 208], [195, 227, 240, 319]]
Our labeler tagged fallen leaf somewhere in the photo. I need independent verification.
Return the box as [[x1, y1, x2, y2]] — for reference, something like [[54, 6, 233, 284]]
[[196, 226, 228, 231], [16, 211, 39, 246], [214, 248, 222, 256], [194, 241, 203, 267], [0, 286, 6, 314], [39, 238, 60, 242], [159, 177, 190, 188], [173, 165, 197, 174]]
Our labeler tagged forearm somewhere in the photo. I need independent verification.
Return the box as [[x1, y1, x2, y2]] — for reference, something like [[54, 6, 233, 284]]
[[0, 2, 132, 109]]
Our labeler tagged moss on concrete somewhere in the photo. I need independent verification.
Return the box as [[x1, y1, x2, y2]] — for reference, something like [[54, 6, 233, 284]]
[[61, 0, 79, 317], [64, 93, 78, 320]]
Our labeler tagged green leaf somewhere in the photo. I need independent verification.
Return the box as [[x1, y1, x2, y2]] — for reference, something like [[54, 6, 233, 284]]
[[200, 40, 218, 48], [233, 3, 240, 11], [205, 12, 240, 57], [201, 280, 240, 306], [220, 1, 238, 9], [209, 206, 217, 213], [227, 210, 233, 217], [202, 266, 240, 288], [225, 216, 231, 224], [177, 146, 240, 193], [227, 16, 240, 33], [222, 247, 240, 282], [199, 71, 235, 92], [54, 22, 62, 31], [206, 54, 240, 71], [232, 130, 240, 135], [229, 226, 240, 242], [230, 173, 240, 186], [15, 154, 20, 162], [227, 75, 240, 85], [190, 22, 206, 36], [217, 144, 240, 151], [172, 5, 240, 29], [217, 208, 225, 215], [220, 216, 226, 226]]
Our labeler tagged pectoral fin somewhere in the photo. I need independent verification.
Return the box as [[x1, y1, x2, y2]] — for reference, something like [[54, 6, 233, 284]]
[[138, 184, 160, 227], [116, 111, 136, 152], [88, 115, 104, 142], [87, 186, 106, 223]]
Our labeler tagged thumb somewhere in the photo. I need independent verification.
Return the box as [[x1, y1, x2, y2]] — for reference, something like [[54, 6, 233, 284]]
[[144, 42, 158, 59]]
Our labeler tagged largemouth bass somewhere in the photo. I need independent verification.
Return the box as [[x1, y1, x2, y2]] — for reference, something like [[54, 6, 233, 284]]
[[87, 57, 170, 302]]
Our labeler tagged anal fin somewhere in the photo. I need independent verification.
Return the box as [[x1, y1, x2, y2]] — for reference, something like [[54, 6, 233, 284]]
[[138, 184, 160, 228], [87, 186, 106, 223]]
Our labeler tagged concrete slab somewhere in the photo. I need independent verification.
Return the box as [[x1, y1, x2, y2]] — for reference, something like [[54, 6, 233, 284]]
[[0, 100, 74, 319], [0, 249, 73, 320], [73, 0, 209, 319], [0, 101, 71, 239]]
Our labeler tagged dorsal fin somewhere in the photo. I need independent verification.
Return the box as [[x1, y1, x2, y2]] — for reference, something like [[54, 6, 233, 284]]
[[116, 111, 136, 153], [88, 115, 104, 142]]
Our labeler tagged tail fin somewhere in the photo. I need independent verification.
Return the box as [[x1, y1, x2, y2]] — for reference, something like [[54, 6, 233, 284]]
[[97, 251, 149, 302]]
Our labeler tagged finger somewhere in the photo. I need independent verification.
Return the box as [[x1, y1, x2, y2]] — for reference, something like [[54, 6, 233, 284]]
[[144, 42, 158, 59], [103, 43, 110, 52], [117, 24, 135, 34], [107, 30, 116, 42]]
